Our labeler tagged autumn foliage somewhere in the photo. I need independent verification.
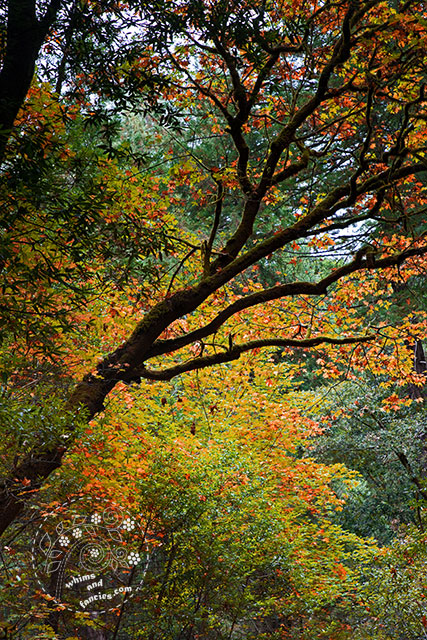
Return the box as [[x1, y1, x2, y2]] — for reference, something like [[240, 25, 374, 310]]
[[1, 0, 427, 637]]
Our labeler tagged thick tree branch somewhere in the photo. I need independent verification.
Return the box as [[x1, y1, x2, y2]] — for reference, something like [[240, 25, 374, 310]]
[[271, 145, 310, 186], [147, 241, 427, 360], [138, 334, 375, 381]]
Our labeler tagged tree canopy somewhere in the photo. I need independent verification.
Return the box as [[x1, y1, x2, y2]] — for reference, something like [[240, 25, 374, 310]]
[[1, 0, 427, 637]]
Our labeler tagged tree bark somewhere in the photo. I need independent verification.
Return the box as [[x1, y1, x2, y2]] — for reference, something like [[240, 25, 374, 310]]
[[0, 0, 62, 163], [409, 339, 427, 400]]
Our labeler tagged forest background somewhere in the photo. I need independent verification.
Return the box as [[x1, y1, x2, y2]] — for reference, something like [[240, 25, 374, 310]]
[[1, 0, 427, 638]]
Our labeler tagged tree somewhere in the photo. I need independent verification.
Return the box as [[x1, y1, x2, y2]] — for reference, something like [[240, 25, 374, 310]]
[[354, 522, 427, 639], [0, 80, 172, 354], [1, 0, 427, 537], [2, 358, 380, 638], [0, 0, 161, 164]]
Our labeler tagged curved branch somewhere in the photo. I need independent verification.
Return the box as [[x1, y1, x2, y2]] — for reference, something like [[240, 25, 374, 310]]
[[139, 334, 375, 381], [147, 241, 427, 360]]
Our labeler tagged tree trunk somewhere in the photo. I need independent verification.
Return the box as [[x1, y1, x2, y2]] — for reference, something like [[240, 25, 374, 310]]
[[0, 0, 62, 163], [409, 339, 427, 400]]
